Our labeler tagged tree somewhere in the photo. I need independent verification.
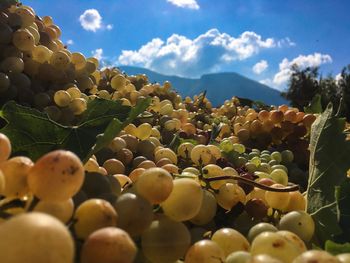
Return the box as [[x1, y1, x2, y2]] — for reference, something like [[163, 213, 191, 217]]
[[338, 65, 350, 120], [282, 64, 320, 110]]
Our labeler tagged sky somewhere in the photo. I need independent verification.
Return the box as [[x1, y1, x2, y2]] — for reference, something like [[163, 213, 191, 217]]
[[22, 0, 350, 91]]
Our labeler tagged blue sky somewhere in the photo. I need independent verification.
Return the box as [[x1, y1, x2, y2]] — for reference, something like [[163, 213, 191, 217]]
[[23, 0, 350, 90]]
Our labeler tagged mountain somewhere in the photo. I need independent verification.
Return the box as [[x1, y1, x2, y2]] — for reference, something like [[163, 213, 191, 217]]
[[118, 66, 287, 106]]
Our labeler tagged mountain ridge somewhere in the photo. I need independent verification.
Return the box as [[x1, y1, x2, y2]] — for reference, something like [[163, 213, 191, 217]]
[[118, 66, 287, 106]]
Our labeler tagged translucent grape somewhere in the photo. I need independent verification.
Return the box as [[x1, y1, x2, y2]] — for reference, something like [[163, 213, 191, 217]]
[[247, 222, 278, 242], [190, 189, 217, 225], [215, 183, 246, 210], [184, 240, 225, 263], [54, 90, 71, 107], [211, 228, 250, 256]]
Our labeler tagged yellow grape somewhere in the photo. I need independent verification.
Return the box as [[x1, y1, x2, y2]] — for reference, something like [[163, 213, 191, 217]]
[[190, 189, 217, 225], [0, 133, 11, 162], [265, 184, 291, 210], [54, 90, 71, 107], [161, 178, 203, 222], [71, 52, 86, 70], [293, 250, 339, 263], [184, 240, 225, 263], [177, 142, 194, 159], [215, 183, 246, 210], [202, 164, 225, 189], [69, 98, 87, 115], [28, 150, 85, 202], [74, 198, 118, 240], [34, 198, 74, 223], [111, 74, 126, 90], [81, 227, 137, 263], [190, 144, 212, 166], [135, 167, 173, 204], [12, 29, 35, 51], [0, 212, 74, 263], [50, 50, 71, 69], [141, 216, 191, 263], [155, 148, 178, 164]]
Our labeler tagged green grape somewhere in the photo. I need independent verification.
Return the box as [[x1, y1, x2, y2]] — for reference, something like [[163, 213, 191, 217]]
[[190, 189, 217, 225], [260, 153, 271, 162], [161, 178, 203, 222], [141, 216, 191, 263], [268, 159, 279, 166], [271, 164, 288, 173], [68, 97, 87, 115], [293, 250, 339, 263], [270, 151, 282, 163], [114, 193, 153, 237], [12, 28, 35, 51], [135, 167, 173, 204], [54, 90, 71, 107], [281, 150, 294, 164], [74, 198, 118, 240], [257, 163, 272, 173], [245, 162, 257, 173], [81, 227, 137, 263], [232, 143, 246, 154], [34, 198, 74, 224], [28, 150, 85, 202], [251, 156, 261, 166], [1, 56, 24, 73], [211, 228, 250, 257], [0, 72, 10, 92], [225, 251, 252, 263], [278, 211, 315, 242], [250, 232, 302, 262], [247, 222, 278, 242], [184, 240, 225, 263], [215, 183, 246, 210], [0, 212, 74, 263], [220, 138, 234, 152], [270, 168, 288, 185]]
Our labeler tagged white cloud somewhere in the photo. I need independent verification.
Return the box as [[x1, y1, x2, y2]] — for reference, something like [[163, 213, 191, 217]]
[[167, 0, 200, 10], [277, 37, 296, 47], [335, 73, 342, 84], [79, 9, 102, 32], [273, 53, 332, 87], [92, 48, 103, 60], [259, 78, 272, 86], [66, 39, 74, 45], [106, 24, 113, 30], [118, 28, 288, 77], [253, 60, 268, 74]]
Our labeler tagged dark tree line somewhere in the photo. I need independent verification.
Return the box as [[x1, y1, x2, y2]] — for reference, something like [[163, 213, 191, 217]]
[[282, 64, 350, 120]]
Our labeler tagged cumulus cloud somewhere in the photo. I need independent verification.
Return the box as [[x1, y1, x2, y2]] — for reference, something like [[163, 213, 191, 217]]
[[92, 48, 104, 60], [118, 28, 288, 77], [273, 53, 332, 87], [277, 37, 296, 47], [253, 60, 268, 74], [79, 9, 113, 32], [167, 0, 200, 10]]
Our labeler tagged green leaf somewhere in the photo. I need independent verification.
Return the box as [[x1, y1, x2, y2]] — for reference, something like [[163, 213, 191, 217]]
[[307, 103, 350, 246], [325, 240, 350, 255], [0, 98, 151, 161], [335, 179, 350, 241], [304, 94, 323, 113]]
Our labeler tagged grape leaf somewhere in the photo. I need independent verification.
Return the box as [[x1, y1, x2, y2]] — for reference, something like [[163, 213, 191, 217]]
[[307, 103, 350, 246], [0, 98, 150, 161], [304, 94, 323, 114], [325, 240, 350, 255]]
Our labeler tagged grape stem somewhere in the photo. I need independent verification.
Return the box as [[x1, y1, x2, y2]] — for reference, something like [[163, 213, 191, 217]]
[[205, 175, 299, 192]]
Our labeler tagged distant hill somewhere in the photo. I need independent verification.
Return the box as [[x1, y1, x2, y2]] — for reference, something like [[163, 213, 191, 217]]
[[118, 66, 287, 106]]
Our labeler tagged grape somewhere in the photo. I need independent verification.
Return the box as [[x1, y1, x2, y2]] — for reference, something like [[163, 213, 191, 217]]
[[74, 198, 118, 240], [135, 167, 173, 204], [161, 178, 203, 222], [220, 138, 234, 152], [141, 216, 191, 263], [82, 172, 112, 198], [264, 184, 291, 210], [177, 142, 194, 159], [250, 254, 283, 263], [283, 191, 306, 212], [191, 144, 213, 165], [211, 228, 250, 256], [81, 227, 137, 263], [71, 52, 86, 70], [0, 212, 74, 263], [0, 156, 33, 198], [50, 50, 70, 69], [155, 147, 178, 164], [278, 211, 315, 242], [12, 29, 35, 51], [69, 98, 87, 115], [233, 143, 246, 154], [0, 72, 10, 93], [54, 90, 71, 107], [215, 183, 246, 210], [245, 198, 268, 219], [250, 231, 302, 262], [202, 164, 225, 189], [114, 193, 153, 237], [0, 133, 11, 162], [108, 137, 127, 152], [270, 110, 284, 124], [103, 158, 125, 175], [247, 222, 278, 242], [34, 198, 74, 223], [111, 74, 126, 90], [44, 105, 61, 121], [15, 7, 35, 26], [34, 92, 51, 109], [276, 230, 306, 253], [271, 164, 288, 173], [27, 150, 85, 202], [1, 56, 24, 73], [270, 168, 288, 185], [225, 251, 252, 263], [293, 250, 340, 263], [190, 189, 217, 225], [281, 150, 294, 164], [137, 139, 156, 159], [184, 240, 225, 263], [270, 151, 282, 163], [0, 21, 13, 44], [337, 253, 350, 263], [207, 144, 221, 160]]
